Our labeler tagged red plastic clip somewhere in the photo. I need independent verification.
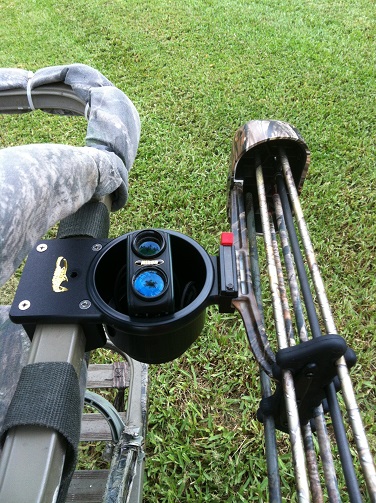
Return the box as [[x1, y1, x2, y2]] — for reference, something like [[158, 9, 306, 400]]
[[220, 232, 234, 246]]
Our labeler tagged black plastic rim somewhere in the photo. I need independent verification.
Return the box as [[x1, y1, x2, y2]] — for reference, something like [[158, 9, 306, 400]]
[[88, 229, 215, 336]]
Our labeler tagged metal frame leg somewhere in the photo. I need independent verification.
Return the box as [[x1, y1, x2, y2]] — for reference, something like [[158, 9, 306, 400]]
[[0, 324, 86, 503]]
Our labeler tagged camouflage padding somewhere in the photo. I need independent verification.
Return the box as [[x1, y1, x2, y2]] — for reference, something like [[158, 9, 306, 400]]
[[0, 64, 141, 286], [0, 64, 141, 209], [0, 306, 30, 436], [0, 144, 125, 286]]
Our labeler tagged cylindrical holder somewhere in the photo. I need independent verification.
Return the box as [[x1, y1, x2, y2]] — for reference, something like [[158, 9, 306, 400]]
[[227, 120, 310, 233], [88, 230, 215, 363]]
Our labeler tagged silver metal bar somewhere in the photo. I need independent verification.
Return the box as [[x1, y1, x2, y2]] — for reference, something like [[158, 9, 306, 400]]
[[255, 164, 311, 502], [0, 324, 86, 503], [280, 149, 376, 501], [125, 356, 148, 503], [102, 341, 148, 503], [0, 84, 86, 116]]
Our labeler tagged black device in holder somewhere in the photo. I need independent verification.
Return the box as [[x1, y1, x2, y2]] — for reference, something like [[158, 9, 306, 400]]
[[116, 229, 176, 317]]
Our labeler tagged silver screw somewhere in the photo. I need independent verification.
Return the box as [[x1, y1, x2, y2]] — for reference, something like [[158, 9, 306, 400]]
[[36, 244, 48, 252], [18, 300, 31, 310], [79, 300, 91, 310], [92, 243, 102, 251]]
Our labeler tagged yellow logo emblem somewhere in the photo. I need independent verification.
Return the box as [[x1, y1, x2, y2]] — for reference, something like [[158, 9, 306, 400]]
[[52, 256, 69, 292]]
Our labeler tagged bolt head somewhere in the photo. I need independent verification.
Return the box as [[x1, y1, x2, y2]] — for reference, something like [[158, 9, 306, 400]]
[[79, 300, 91, 310], [18, 300, 31, 310]]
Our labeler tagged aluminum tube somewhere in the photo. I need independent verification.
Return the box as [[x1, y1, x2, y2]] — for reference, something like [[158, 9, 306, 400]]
[[0, 324, 86, 503], [103, 342, 148, 503]]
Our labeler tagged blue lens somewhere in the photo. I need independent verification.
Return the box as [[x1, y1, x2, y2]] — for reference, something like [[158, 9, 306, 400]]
[[133, 269, 166, 298], [137, 240, 161, 257]]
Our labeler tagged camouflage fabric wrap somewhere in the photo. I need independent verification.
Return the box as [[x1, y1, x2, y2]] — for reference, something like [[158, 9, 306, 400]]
[[0, 306, 30, 436], [0, 64, 141, 286]]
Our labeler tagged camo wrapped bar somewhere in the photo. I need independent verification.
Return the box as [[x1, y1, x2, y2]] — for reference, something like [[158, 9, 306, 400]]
[[0, 64, 141, 286]]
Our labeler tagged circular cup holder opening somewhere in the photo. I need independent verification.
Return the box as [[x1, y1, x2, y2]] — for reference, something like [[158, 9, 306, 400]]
[[89, 230, 214, 363]]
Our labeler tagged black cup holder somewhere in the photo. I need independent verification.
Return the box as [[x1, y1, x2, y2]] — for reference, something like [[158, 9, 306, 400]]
[[89, 229, 215, 363]]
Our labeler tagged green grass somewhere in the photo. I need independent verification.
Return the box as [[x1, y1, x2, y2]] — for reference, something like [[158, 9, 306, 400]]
[[0, 0, 375, 500]]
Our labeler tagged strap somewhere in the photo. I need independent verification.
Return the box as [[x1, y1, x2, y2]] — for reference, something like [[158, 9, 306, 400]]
[[0, 361, 81, 503], [26, 71, 35, 111], [57, 200, 110, 239]]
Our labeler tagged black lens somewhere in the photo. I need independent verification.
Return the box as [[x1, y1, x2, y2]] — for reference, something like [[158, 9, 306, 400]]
[[138, 240, 161, 257], [133, 269, 167, 299], [133, 230, 165, 258]]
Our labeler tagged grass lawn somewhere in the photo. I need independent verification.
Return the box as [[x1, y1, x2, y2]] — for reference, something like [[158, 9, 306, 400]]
[[0, 0, 375, 501]]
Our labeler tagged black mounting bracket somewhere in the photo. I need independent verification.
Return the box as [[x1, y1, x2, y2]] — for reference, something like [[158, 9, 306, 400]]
[[9, 230, 238, 361]]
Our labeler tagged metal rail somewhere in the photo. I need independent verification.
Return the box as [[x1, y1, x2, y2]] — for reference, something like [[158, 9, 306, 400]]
[[0, 83, 86, 115]]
